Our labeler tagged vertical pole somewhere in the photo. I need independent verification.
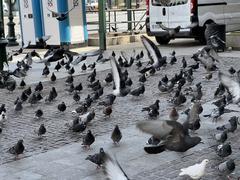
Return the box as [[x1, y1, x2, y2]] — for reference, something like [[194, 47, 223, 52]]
[[0, 0, 8, 71], [7, 0, 18, 46], [98, 0, 106, 50], [126, 0, 132, 31]]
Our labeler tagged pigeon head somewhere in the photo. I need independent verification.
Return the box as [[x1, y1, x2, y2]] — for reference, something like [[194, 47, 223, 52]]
[[18, 139, 24, 144], [226, 159, 235, 171], [202, 159, 209, 164]]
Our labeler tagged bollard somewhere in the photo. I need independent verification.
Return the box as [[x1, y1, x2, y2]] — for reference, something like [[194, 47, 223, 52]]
[[0, 0, 8, 71], [7, 0, 19, 46], [98, 0, 106, 50]]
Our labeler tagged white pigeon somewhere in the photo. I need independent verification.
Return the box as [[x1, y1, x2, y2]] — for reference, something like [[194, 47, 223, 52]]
[[104, 154, 129, 180], [179, 159, 209, 179]]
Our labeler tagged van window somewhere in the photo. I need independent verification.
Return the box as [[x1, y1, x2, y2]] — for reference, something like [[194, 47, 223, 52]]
[[152, 0, 188, 6]]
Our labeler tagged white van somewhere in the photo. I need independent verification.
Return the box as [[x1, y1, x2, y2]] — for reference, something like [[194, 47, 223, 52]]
[[146, 0, 240, 44]]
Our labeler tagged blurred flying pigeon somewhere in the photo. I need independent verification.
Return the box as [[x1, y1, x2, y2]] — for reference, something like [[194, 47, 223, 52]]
[[103, 153, 130, 180]]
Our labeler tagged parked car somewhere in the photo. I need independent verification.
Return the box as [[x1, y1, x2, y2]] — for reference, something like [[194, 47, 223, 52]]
[[146, 0, 240, 45]]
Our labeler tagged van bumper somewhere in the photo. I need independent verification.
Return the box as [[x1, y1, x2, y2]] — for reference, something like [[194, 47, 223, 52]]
[[146, 17, 198, 38]]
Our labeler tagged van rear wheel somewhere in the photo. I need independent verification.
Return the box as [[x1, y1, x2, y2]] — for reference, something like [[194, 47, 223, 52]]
[[155, 36, 171, 45]]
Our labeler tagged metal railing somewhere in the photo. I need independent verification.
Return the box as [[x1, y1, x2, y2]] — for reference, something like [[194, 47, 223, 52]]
[[87, 8, 146, 33]]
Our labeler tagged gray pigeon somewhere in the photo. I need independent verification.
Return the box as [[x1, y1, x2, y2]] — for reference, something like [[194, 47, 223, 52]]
[[8, 139, 25, 159], [82, 130, 95, 149], [86, 148, 106, 168], [111, 125, 122, 144]]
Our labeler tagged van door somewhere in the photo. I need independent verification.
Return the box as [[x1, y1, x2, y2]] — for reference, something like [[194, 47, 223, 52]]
[[224, 0, 240, 32], [149, 0, 169, 33], [168, 0, 191, 30]]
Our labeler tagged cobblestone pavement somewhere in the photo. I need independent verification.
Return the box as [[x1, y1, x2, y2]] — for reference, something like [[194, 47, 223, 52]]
[[1, 46, 240, 179]]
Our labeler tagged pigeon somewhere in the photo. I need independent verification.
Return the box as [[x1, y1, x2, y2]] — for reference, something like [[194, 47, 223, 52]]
[[47, 6, 75, 21], [54, 62, 61, 71], [219, 72, 240, 103], [0, 111, 6, 124], [58, 102, 67, 113], [82, 130, 95, 149], [99, 94, 116, 106], [142, 100, 160, 112], [14, 101, 23, 111], [66, 83, 75, 94], [130, 84, 145, 96], [136, 60, 142, 68], [7, 81, 16, 93], [0, 104, 6, 114], [103, 106, 112, 117], [23, 87, 32, 96], [104, 73, 113, 84], [179, 159, 209, 179], [68, 67, 75, 75], [216, 116, 239, 133], [218, 159, 235, 176], [50, 72, 56, 82], [35, 82, 43, 92], [125, 78, 133, 87], [28, 93, 38, 105], [19, 79, 26, 89], [182, 57, 187, 69], [212, 95, 226, 107], [213, 131, 228, 143], [137, 120, 201, 153], [228, 67, 236, 75], [45, 90, 57, 103], [0, 127, 2, 134], [8, 139, 25, 158], [214, 83, 225, 98], [42, 65, 50, 77], [147, 136, 161, 145], [81, 63, 87, 71], [34, 109, 43, 119], [88, 62, 96, 70], [86, 148, 106, 168], [111, 125, 122, 144], [75, 83, 83, 92], [169, 107, 179, 121], [217, 143, 232, 158], [110, 57, 130, 97], [35, 124, 46, 137], [73, 92, 80, 103], [139, 74, 146, 83], [72, 103, 88, 114], [65, 63, 71, 71], [82, 109, 95, 125], [72, 122, 87, 133], [65, 75, 74, 85], [103, 154, 130, 180]]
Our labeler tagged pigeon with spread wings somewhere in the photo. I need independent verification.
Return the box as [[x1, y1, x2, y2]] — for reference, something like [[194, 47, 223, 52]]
[[110, 56, 130, 96], [47, 6, 75, 21], [103, 153, 130, 180]]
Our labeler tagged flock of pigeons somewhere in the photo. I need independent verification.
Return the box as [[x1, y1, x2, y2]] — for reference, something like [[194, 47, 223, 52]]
[[0, 34, 240, 179]]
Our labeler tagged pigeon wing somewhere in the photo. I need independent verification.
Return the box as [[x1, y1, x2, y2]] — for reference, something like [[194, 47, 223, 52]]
[[141, 35, 162, 66], [110, 57, 121, 95], [136, 120, 173, 139], [104, 154, 129, 180], [219, 73, 240, 103], [120, 51, 130, 63]]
